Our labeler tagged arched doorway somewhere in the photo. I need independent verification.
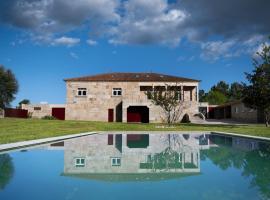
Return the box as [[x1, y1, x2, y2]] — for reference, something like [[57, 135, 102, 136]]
[[127, 106, 149, 123]]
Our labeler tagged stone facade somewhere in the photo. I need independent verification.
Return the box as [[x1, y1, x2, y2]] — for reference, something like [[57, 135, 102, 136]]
[[21, 103, 65, 118], [65, 81, 199, 122]]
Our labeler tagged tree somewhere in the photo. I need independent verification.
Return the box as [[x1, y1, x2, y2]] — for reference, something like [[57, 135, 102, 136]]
[[242, 42, 270, 127], [199, 89, 207, 102], [205, 90, 228, 105], [146, 85, 186, 125], [18, 99, 30, 108], [0, 65, 19, 109], [229, 82, 244, 100], [211, 81, 230, 96]]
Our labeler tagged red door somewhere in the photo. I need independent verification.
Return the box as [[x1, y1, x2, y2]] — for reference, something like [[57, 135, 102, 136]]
[[108, 109, 114, 122], [52, 108, 65, 120], [127, 112, 141, 122]]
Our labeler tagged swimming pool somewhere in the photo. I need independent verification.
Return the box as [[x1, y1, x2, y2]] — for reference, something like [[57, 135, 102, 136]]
[[0, 133, 270, 200]]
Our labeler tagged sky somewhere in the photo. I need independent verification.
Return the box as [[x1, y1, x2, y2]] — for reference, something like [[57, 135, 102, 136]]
[[0, 0, 269, 106]]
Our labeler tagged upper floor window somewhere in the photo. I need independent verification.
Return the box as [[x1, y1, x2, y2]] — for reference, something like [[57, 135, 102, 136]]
[[112, 88, 122, 96], [77, 88, 87, 96]]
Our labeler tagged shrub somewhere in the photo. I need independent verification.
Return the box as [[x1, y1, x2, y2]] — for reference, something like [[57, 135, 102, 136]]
[[41, 115, 56, 120]]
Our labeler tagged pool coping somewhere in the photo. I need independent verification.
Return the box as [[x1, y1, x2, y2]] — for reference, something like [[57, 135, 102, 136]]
[[0, 132, 97, 153], [211, 131, 270, 141]]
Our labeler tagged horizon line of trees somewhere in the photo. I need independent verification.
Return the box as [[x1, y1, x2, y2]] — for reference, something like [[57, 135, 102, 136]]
[[199, 81, 244, 105]]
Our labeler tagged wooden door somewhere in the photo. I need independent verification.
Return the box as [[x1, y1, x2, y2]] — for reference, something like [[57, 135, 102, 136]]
[[108, 109, 114, 122]]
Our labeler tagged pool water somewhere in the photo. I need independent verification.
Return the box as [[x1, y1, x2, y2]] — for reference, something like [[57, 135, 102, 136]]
[[0, 133, 270, 200]]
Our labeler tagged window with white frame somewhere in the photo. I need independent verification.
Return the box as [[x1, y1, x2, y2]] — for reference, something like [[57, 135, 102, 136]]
[[112, 88, 122, 96], [111, 157, 121, 166], [75, 158, 85, 167], [77, 88, 87, 96]]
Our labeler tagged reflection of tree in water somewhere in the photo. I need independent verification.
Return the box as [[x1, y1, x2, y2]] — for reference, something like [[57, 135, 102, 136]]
[[202, 140, 270, 199], [0, 154, 14, 190], [140, 147, 182, 171], [140, 134, 197, 171]]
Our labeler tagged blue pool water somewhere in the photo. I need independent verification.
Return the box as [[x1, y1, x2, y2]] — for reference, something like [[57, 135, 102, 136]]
[[0, 133, 270, 200]]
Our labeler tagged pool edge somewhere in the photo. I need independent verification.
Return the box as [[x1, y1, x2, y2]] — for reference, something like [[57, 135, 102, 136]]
[[0, 132, 98, 153]]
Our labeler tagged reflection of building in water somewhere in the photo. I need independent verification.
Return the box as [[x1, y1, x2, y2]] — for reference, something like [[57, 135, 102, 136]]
[[62, 134, 203, 180], [209, 134, 260, 151]]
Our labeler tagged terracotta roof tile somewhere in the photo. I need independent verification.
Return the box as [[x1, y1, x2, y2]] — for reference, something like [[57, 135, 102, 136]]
[[64, 72, 200, 82]]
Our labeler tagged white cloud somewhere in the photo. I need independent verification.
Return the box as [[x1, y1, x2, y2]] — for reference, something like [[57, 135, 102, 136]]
[[200, 40, 236, 61], [86, 39, 97, 46], [108, 0, 188, 46], [1, 0, 269, 57], [52, 36, 80, 47], [70, 52, 78, 59]]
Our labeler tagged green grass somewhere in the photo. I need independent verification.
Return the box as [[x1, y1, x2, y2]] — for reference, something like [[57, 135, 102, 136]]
[[0, 118, 270, 144]]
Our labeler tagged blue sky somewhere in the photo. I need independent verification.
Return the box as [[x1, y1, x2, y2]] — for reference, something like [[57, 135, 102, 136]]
[[0, 0, 269, 106]]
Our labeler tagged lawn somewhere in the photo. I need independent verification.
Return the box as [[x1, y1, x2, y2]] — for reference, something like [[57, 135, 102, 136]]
[[0, 118, 270, 144]]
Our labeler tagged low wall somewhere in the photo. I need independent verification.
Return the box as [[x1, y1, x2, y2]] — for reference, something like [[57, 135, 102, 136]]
[[4, 108, 28, 118]]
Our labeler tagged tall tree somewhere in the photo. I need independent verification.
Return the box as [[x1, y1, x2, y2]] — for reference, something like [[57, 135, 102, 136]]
[[206, 90, 228, 105], [229, 82, 244, 100], [0, 65, 19, 109], [211, 81, 230, 96], [242, 41, 270, 127], [199, 89, 207, 102]]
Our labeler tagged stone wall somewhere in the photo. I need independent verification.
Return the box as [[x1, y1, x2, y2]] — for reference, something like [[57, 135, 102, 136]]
[[22, 104, 65, 118], [231, 103, 258, 123], [65, 81, 199, 122]]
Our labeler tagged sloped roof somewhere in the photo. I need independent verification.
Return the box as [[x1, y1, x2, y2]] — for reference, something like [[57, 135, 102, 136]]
[[61, 172, 201, 182], [64, 72, 200, 82]]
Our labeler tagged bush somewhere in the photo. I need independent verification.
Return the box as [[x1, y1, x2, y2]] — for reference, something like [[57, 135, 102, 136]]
[[181, 114, 190, 123], [41, 115, 56, 120]]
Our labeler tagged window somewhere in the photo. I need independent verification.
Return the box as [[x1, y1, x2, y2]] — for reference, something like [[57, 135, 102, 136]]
[[75, 158, 85, 167], [111, 157, 121, 166], [235, 107, 238, 113], [34, 107, 41, 111], [112, 88, 122, 96], [77, 88, 87, 96]]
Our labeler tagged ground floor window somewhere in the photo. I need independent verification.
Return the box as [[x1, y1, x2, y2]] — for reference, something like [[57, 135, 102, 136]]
[[75, 157, 85, 167], [111, 157, 121, 166]]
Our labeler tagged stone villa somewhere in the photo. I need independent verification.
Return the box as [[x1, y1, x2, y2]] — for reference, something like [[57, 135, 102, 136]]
[[64, 72, 200, 123]]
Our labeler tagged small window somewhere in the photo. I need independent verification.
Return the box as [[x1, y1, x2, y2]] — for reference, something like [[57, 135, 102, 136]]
[[112, 88, 122, 96], [75, 158, 85, 167], [34, 107, 41, 111], [235, 107, 238, 113], [77, 88, 87, 96], [111, 157, 121, 166]]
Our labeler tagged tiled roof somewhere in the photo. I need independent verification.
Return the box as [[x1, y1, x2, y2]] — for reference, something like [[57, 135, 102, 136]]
[[64, 72, 200, 82]]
